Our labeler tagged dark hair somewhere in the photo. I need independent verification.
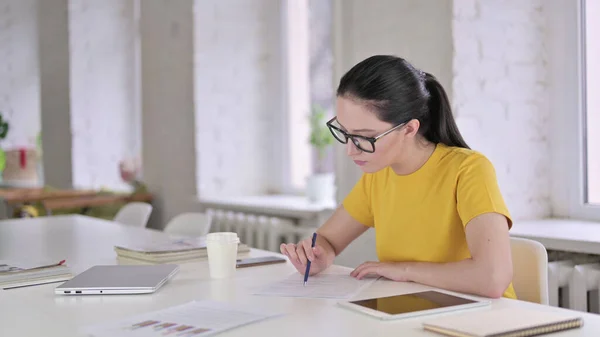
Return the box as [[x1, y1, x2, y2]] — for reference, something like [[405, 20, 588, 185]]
[[336, 55, 469, 149]]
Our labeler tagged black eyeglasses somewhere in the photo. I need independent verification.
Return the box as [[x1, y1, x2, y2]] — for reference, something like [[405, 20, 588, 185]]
[[326, 117, 406, 153]]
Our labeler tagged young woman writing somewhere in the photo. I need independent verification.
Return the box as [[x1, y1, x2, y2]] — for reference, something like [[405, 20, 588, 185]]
[[281, 55, 516, 299]]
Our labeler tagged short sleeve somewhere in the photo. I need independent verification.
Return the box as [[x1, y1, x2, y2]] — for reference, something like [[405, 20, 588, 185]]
[[456, 154, 512, 229], [342, 173, 375, 227]]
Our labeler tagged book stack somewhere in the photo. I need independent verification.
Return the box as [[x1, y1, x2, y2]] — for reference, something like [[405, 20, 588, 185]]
[[114, 238, 250, 263], [0, 260, 72, 289]]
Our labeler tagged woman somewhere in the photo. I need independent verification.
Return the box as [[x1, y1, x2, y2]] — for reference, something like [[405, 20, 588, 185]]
[[280, 55, 516, 299]]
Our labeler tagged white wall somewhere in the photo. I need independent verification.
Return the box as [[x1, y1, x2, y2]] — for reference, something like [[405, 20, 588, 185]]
[[333, 0, 551, 222], [69, 0, 138, 191], [194, 0, 282, 199], [140, 0, 197, 229], [0, 0, 40, 149], [332, 0, 454, 205], [453, 0, 551, 220], [331, 0, 554, 267], [38, 0, 73, 188]]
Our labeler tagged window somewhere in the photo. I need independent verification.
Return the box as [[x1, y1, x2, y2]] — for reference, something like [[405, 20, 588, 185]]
[[194, 1, 334, 200], [194, 0, 333, 200], [550, 0, 600, 221], [282, 0, 335, 194], [282, 0, 312, 192], [584, 0, 600, 205]]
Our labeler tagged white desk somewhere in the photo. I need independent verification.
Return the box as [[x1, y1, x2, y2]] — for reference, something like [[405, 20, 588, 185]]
[[1, 215, 599, 336]]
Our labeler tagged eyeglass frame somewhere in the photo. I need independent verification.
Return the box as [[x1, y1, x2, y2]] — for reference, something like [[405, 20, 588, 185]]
[[325, 116, 407, 153]]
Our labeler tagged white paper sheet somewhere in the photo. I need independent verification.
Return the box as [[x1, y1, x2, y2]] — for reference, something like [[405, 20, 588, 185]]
[[254, 273, 379, 299], [82, 300, 281, 337]]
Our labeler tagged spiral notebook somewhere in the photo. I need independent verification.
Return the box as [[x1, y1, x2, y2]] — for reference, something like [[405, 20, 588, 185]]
[[422, 307, 583, 337]]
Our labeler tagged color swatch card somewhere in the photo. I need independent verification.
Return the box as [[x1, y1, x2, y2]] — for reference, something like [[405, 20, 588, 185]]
[[82, 300, 281, 337]]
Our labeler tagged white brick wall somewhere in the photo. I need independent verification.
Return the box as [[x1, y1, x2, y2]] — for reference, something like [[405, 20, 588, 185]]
[[69, 0, 138, 190], [140, 0, 197, 228], [0, 0, 40, 149], [194, 0, 282, 198], [0, 0, 555, 222], [453, 0, 551, 220]]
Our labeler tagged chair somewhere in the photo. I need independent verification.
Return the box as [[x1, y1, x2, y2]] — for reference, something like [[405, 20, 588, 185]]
[[510, 237, 549, 305], [113, 202, 153, 228], [163, 212, 212, 237]]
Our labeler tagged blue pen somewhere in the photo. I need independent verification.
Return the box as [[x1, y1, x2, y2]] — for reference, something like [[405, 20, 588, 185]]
[[303, 232, 318, 286]]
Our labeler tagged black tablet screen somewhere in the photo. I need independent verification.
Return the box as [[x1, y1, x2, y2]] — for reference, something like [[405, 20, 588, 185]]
[[349, 291, 478, 315]]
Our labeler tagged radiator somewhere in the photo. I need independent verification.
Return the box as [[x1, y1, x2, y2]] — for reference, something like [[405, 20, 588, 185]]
[[549, 260, 600, 313], [205, 208, 318, 253]]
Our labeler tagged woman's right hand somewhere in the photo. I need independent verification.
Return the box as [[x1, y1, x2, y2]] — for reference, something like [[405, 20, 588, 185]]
[[280, 237, 332, 276]]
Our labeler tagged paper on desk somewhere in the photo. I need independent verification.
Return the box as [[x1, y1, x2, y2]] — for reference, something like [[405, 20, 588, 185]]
[[82, 300, 281, 337], [254, 272, 378, 299]]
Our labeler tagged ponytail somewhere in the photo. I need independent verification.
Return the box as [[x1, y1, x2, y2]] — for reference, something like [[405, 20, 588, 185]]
[[336, 55, 470, 149], [422, 73, 470, 149]]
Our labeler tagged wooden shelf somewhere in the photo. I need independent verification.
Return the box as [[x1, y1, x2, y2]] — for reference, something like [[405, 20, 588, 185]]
[[42, 193, 153, 213]]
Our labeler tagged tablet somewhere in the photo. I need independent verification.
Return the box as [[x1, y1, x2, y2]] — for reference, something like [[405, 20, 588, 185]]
[[337, 290, 490, 320]]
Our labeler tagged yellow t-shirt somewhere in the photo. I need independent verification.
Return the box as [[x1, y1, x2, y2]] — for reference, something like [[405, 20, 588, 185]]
[[343, 143, 517, 299]]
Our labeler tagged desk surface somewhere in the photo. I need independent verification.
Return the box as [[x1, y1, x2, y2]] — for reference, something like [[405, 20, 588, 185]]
[[1, 215, 599, 337]]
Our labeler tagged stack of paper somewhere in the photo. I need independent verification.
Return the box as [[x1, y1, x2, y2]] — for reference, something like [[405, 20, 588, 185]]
[[254, 272, 379, 299], [114, 238, 250, 263], [0, 259, 72, 289], [82, 300, 281, 337]]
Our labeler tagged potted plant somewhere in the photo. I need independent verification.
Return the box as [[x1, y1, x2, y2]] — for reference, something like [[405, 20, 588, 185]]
[[0, 114, 9, 181], [306, 104, 335, 203]]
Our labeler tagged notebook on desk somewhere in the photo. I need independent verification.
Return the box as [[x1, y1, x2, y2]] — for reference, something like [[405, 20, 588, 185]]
[[113, 238, 250, 263], [422, 307, 583, 337], [0, 259, 72, 289]]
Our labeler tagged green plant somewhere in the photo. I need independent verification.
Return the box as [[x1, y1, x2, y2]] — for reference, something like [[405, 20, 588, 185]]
[[36, 131, 42, 155], [0, 115, 8, 139], [309, 104, 334, 172], [0, 114, 9, 172]]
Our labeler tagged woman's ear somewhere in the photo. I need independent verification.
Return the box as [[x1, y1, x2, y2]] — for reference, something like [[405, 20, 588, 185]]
[[403, 119, 420, 138]]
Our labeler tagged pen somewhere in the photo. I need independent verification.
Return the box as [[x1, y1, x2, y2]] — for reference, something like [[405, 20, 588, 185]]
[[303, 232, 317, 287]]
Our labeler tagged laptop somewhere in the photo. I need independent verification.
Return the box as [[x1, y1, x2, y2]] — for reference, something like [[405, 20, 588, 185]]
[[54, 264, 179, 295]]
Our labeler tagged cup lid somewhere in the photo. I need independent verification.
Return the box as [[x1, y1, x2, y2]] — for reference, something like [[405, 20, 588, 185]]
[[206, 232, 240, 243]]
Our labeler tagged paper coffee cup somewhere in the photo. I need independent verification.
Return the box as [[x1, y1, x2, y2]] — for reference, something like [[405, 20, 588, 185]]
[[206, 232, 239, 279]]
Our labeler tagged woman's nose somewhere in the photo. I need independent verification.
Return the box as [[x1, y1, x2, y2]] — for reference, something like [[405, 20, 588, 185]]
[[346, 140, 361, 156]]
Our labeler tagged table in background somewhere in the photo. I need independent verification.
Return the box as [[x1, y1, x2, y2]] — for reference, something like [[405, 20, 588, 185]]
[[1, 215, 599, 337], [0, 188, 97, 218], [0, 188, 152, 218]]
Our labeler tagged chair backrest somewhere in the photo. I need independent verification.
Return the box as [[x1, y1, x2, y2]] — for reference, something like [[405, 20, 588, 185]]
[[163, 212, 212, 237], [510, 237, 549, 305], [113, 202, 153, 228]]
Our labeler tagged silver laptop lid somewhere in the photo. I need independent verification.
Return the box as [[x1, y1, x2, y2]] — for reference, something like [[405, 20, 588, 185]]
[[55, 264, 179, 294]]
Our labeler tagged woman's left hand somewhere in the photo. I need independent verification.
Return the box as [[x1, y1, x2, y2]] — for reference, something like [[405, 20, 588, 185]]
[[350, 261, 410, 282]]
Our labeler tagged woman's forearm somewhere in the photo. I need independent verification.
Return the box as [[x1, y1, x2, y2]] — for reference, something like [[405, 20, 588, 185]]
[[315, 232, 337, 259], [402, 258, 511, 298]]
